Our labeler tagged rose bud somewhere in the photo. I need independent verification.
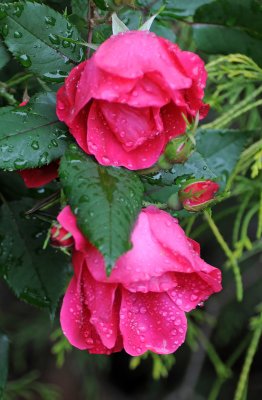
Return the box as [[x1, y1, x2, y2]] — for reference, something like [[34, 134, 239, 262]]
[[50, 223, 74, 249], [179, 179, 220, 211], [165, 135, 195, 164]]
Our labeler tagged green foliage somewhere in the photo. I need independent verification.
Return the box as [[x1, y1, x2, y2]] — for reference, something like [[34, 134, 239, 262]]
[[59, 145, 144, 273], [71, 0, 89, 17], [130, 352, 176, 380], [0, 198, 69, 313], [0, 92, 70, 171], [0, 1, 85, 82], [3, 371, 61, 400], [192, 0, 262, 66], [0, 40, 10, 69], [0, 333, 9, 398]]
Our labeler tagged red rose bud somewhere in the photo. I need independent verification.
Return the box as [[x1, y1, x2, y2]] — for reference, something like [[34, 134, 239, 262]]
[[50, 223, 74, 248], [179, 180, 220, 211]]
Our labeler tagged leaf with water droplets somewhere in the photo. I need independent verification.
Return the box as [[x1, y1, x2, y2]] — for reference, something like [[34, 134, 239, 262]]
[[0, 92, 70, 171], [0, 199, 69, 313], [59, 146, 144, 274], [170, 129, 247, 187], [0, 1, 85, 81]]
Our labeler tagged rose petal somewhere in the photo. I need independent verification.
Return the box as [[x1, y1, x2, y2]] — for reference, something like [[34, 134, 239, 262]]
[[83, 267, 120, 349], [161, 102, 187, 141], [61, 252, 122, 354], [95, 31, 192, 91], [87, 101, 166, 169], [168, 269, 222, 312], [57, 206, 87, 252], [99, 100, 162, 152], [19, 162, 58, 188], [119, 289, 187, 355]]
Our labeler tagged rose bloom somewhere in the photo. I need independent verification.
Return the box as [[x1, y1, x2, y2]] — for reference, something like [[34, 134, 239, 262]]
[[58, 206, 221, 356], [56, 31, 209, 170]]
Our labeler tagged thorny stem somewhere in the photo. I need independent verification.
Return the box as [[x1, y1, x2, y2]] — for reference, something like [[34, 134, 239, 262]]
[[204, 210, 243, 302]]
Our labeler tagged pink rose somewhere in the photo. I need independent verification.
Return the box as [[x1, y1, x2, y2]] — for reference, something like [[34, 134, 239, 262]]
[[56, 31, 209, 170], [58, 206, 221, 356]]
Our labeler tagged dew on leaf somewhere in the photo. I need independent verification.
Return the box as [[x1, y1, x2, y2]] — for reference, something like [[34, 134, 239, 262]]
[[49, 33, 60, 45], [31, 141, 39, 150], [18, 54, 32, 68], [45, 16, 56, 26], [1, 24, 9, 37], [13, 31, 22, 38]]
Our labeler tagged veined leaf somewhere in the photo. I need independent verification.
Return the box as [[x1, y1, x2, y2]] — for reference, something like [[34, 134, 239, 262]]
[[59, 145, 144, 274]]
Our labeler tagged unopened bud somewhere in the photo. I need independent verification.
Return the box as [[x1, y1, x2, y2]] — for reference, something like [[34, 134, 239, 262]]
[[165, 135, 195, 164], [50, 223, 74, 248], [179, 179, 219, 212]]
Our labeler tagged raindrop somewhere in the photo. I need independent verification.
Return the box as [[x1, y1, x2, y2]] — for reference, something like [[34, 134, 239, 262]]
[[14, 31, 22, 38], [31, 141, 39, 150], [14, 158, 27, 169], [18, 54, 32, 68], [45, 16, 56, 26], [1, 24, 9, 37], [51, 139, 58, 147], [62, 40, 70, 48], [39, 152, 48, 165], [49, 33, 60, 45], [13, 5, 24, 17]]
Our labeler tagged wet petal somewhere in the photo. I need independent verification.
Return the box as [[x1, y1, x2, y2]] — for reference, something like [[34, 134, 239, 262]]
[[57, 206, 87, 252], [19, 162, 58, 188], [120, 289, 187, 355], [87, 101, 166, 169], [99, 100, 162, 152], [95, 31, 192, 91], [168, 269, 222, 312]]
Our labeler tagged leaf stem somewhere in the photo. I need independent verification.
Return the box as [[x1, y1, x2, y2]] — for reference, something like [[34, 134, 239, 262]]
[[204, 210, 243, 301], [234, 312, 262, 400]]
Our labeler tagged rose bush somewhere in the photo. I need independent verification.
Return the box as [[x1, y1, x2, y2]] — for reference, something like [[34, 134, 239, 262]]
[[56, 31, 209, 170], [58, 205, 222, 356]]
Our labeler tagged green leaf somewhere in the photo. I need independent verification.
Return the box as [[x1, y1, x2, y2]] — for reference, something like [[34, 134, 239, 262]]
[[0, 1, 84, 82], [93, 24, 112, 44], [0, 40, 10, 69], [193, 0, 262, 66], [0, 92, 70, 171], [0, 199, 69, 313], [59, 145, 144, 273], [146, 130, 247, 189], [0, 333, 9, 398], [71, 0, 89, 17], [171, 129, 247, 186], [93, 0, 110, 11]]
